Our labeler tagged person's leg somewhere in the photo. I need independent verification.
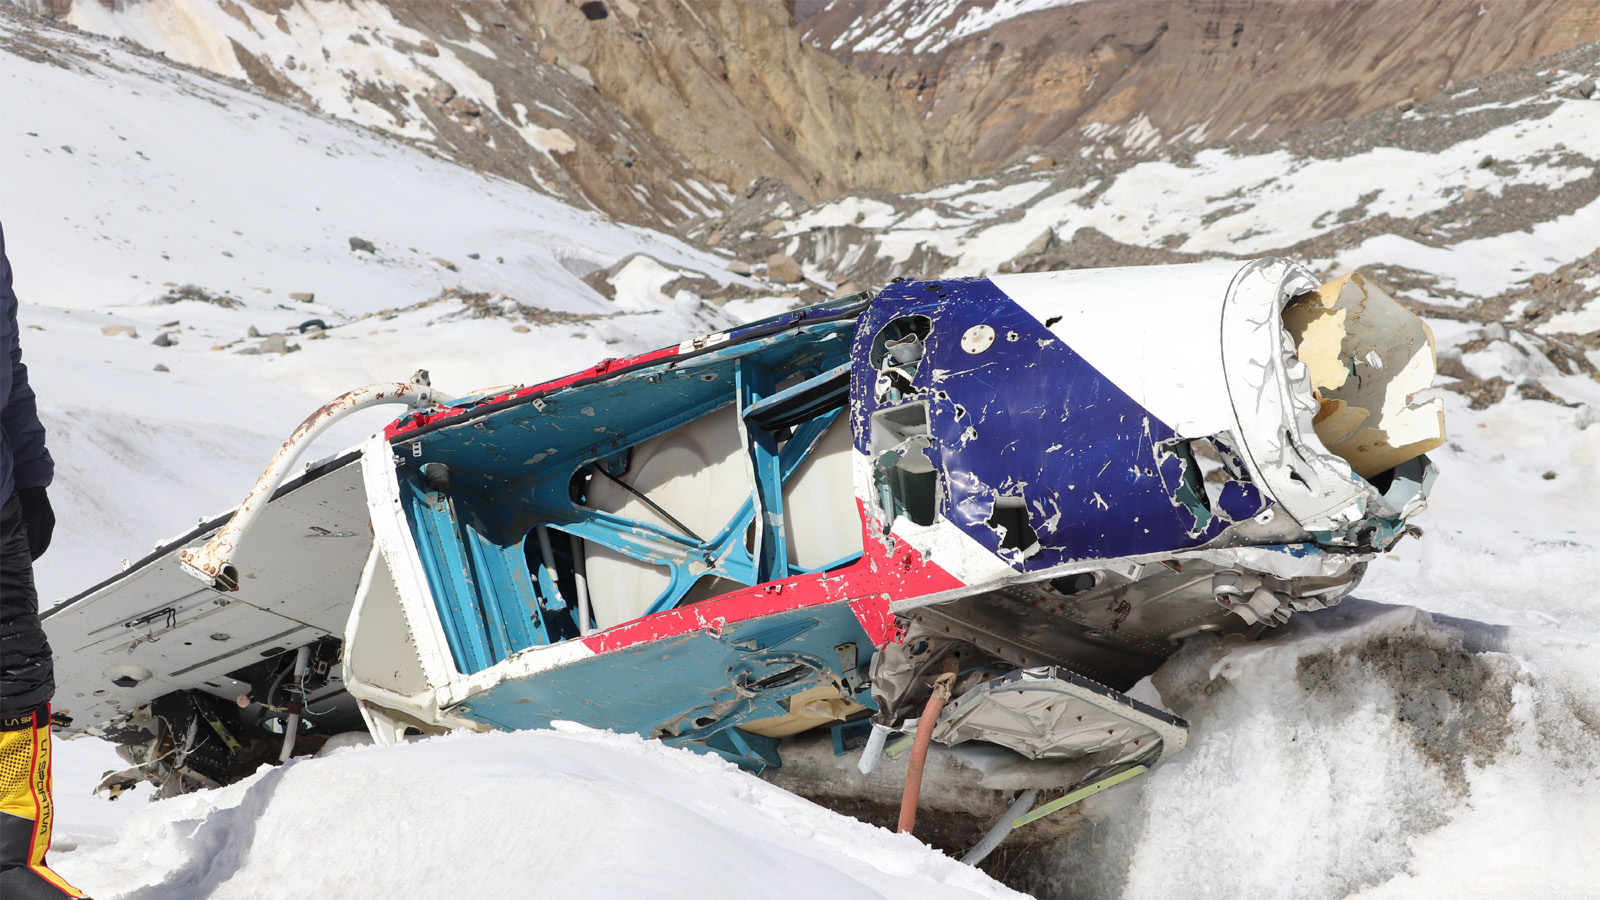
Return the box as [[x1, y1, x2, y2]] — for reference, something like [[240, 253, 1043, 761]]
[[0, 496, 84, 899], [0, 705, 85, 899]]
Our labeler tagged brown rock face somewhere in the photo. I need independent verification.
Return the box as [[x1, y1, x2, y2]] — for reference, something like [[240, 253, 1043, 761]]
[[516, 0, 967, 205], [800, 0, 1600, 165], [47, 0, 963, 228]]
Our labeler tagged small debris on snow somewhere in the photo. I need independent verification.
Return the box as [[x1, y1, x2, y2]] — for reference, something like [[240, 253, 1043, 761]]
[[99, 324, 136, 338], [349, 236, 377, 253]]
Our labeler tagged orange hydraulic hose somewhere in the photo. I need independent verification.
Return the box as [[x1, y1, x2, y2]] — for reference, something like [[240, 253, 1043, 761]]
[[897, 659, 960, 834]]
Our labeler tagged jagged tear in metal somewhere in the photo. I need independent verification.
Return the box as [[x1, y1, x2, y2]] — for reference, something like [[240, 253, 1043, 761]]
[[45, 259, 1441, 827]]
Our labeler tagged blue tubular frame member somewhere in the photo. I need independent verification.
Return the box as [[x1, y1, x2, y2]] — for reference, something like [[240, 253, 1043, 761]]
[[400, 320, 861, 676]]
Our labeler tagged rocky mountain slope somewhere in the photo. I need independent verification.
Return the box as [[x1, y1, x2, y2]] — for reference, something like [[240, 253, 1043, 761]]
[[30, 0, 1600, 230], [22, 0, 965, 227], [798, 0, 1600, 165]]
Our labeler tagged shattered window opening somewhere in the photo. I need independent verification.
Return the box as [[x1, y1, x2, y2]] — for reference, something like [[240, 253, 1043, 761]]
[[987, 496, 1039, 556], [869, 402, 940, 528]]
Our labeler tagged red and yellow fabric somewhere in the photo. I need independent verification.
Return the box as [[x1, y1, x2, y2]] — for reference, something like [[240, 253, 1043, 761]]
[[0, 705, 85, 899]]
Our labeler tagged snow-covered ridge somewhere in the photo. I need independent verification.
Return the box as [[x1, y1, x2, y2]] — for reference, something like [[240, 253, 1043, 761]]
[[820, 0, 1086, 56]]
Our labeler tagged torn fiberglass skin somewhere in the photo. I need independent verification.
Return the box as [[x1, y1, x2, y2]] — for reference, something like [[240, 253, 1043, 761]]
[[43, 258, 1441, 828]]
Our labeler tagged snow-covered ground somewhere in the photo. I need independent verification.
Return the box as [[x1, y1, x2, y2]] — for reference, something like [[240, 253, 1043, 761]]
[[6, 10, 1600, 900], [60, 725, 1023, 900]]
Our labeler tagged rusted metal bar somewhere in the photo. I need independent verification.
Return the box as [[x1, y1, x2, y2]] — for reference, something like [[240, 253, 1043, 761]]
[[178, 373, 441, 591], [897, 657, 960, 835]]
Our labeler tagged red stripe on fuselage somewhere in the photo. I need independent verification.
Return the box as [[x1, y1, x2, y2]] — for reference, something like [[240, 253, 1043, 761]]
[[581, 500, 958, 655], [385, 346, 683, 439]]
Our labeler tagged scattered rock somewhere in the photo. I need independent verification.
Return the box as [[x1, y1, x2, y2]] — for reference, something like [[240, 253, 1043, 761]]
[[563, 62, 594, 86], [100, 324, 136, 338], [152, 332, 175, 347], [1393, 98, 1414, 112], [759, 220, 786, 237], [159, 320, 180, 328], [1561, 78, 1596, 99], [431, 257, 459, 271], [256, 334, 297, 354], [765, 253, 804, 283], [1478, 154, 1495, 169], [445, 96, 482, 118], [349, 236, 377, 253], [512, 324, 531, 333], [725, 259, 752, 276], [247, 325, 261, 338], [1029, 156, 1058, 169], [1542, 470, 1558, 480], [1517, 380, 1577, 407], [467, 253, 481, 260], [153, 364, 169, 372], [428, 81, 455, 104], [417, 40, 438, 57], [155, 284, 242, 308], [831, 282, 862, 298], [289, 292, 315, 302]]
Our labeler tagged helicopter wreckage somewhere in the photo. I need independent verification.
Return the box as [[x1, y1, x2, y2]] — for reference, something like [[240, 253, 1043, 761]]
[[45, 258, 1443, 856]]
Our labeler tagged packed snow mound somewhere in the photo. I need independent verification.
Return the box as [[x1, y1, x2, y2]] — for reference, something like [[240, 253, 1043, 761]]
[[1009, 596, 1600, 900], [56, 723, 1025, 900]]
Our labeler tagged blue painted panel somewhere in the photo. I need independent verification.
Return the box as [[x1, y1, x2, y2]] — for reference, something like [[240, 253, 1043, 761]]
[[398, 319, 865, 672], [454, 603, 876, 772], [403, 479, 495, 673], [851, 278, 1269, 570]]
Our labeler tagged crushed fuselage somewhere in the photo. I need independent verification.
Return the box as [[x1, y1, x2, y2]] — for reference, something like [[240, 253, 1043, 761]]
[[45, 258, 1441, 803]]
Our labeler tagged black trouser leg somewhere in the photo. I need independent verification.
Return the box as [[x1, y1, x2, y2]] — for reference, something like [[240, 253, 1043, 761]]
[[0, 496, 84, 898]]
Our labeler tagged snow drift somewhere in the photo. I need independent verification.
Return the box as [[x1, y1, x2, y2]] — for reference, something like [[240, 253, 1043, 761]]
[[54, 724, 1024, 900], [1007, 594, 1600, 900]]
